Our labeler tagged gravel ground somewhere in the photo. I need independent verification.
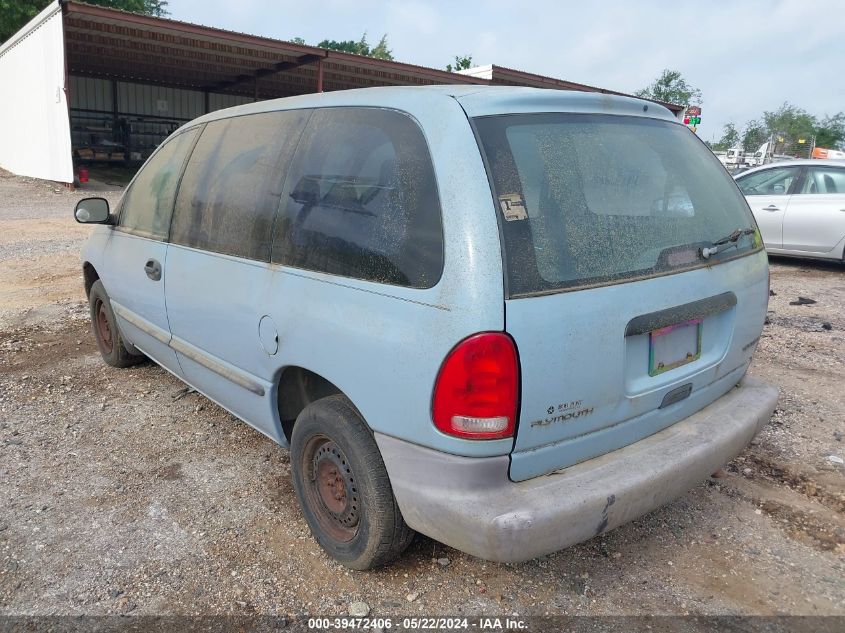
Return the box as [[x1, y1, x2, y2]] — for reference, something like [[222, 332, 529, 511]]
[[0, 170, 843, 619]]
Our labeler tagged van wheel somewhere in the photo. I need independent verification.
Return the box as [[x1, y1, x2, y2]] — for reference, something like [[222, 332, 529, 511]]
[[88, 280, 145, 368], [290, 395, 414, 570]]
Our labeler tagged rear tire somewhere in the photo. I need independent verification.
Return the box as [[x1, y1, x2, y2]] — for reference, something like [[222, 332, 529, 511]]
[[290, 395, 414, 570], [88, 280, 145, 368]]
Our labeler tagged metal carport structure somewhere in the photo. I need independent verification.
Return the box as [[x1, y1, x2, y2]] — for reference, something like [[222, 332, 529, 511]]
[[0, 0, 683, 184]]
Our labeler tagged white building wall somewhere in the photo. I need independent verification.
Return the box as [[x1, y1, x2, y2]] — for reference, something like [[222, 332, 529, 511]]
[[0, 1, 73, 183]]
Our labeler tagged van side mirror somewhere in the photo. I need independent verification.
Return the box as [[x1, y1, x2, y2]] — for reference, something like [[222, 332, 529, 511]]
[[74, 197, 111, 224]]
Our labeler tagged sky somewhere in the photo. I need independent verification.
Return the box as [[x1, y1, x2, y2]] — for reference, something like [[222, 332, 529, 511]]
[[169, 0, 845, 143]]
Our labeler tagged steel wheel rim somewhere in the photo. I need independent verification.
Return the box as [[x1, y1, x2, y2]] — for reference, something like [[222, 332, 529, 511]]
[[95, 300, 113, 353], [301, 435, 359, 542]]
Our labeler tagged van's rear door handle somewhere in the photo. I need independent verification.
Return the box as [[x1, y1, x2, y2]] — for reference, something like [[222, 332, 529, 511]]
[[144, 259, 162, 281], [762, 205, 779, 211]]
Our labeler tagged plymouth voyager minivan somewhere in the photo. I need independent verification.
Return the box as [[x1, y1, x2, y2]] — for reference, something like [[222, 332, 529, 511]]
[[75, 86, 778, 569]]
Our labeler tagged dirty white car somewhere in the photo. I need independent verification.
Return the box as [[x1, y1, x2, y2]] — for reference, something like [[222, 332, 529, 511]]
[[736, 159, 845, 262]]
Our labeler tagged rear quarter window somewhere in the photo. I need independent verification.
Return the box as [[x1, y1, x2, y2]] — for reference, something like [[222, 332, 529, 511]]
[[271, 107, 444, 289], [800, 166, 845, 194]]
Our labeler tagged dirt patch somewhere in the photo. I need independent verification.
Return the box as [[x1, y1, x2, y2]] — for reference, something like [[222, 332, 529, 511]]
[[745, 453, 845, 515], [0, 311, 94, 375], [759, 499, 844, 552], [0, 174, 843, 617]]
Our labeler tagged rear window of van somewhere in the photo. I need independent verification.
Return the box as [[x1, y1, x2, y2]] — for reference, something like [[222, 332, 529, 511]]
[[474, 114, 759, 297]]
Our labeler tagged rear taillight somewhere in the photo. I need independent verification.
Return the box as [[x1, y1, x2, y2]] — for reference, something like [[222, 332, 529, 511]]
[[432, 332, 519, 440]]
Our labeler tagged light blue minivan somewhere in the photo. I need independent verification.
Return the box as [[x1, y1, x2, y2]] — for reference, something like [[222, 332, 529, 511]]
[[75, 86, 778, 569]]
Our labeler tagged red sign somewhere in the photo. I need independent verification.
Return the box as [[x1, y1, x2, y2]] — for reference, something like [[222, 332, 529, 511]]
[[685, 106, 701, 116]]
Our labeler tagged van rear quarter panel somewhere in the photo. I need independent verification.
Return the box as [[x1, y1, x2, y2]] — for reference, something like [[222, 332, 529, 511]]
[[258, 93, 508, 457]]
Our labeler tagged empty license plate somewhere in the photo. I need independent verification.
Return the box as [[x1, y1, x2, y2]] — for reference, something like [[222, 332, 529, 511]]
[[648, 318, 702, 376]]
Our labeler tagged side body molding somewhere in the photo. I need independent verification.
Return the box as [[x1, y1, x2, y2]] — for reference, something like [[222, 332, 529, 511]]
[[110, 300, 266, 397]]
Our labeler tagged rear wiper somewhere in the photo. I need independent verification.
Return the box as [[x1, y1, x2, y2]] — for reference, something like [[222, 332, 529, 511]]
[[700, 228, 755, 259]]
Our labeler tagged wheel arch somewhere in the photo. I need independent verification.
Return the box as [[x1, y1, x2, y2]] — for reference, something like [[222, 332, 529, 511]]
[[82, 261, 100, 298], [277, 366, 350, 443]]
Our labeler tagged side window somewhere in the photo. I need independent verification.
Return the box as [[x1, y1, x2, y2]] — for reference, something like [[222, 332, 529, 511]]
[[798, 166, 845, 195], [271, 108, 444, 289], [170, 110, 310, 261], [119, 127, 199, 239], [736, 166, 800, 196]]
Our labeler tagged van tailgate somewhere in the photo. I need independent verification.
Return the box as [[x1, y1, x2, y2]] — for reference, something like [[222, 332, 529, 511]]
[[507, 252, 768, 481]]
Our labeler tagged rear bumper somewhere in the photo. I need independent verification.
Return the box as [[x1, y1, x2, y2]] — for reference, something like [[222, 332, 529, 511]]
[[376, 376, 778, 563]]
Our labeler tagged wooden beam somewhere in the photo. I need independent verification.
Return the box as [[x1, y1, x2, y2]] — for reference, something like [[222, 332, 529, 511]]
[[203, 53, 323, 92]]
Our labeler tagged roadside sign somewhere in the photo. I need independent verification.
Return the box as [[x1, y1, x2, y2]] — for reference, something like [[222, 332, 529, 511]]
[[683, 106, 701, 133]]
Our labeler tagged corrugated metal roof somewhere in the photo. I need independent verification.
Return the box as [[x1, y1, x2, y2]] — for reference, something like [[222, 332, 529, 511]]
[[59, 1, 683, 112]]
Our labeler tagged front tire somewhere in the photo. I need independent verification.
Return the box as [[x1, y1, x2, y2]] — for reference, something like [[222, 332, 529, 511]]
[[290, 395, 414, 570], [88, 280, 145, 368]]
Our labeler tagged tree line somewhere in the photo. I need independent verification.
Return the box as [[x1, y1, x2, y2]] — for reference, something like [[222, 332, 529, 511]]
[[0, 0, 168, 42], [710, 105, 844, 153], [292, 34, 475, 73], [636, 69, 844, 152]]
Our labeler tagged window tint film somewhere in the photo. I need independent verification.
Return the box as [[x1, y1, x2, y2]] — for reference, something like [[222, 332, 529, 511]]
[[271, 108, 444, 288], [736, 166, 800, 196], [799, 166, 845, 194], [119, 127, 198, 240], [171, 110, 309, 261], [474, 114, 759, 296]]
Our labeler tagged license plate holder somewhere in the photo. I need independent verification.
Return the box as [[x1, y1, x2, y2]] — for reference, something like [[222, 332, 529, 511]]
[[648, 318, 702, 377]]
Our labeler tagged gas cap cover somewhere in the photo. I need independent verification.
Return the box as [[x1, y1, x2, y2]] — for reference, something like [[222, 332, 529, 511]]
[[258, 315, 279, 355]]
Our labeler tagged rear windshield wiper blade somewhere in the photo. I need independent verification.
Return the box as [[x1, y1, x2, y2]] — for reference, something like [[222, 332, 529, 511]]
[[700, 228, 756, 259]]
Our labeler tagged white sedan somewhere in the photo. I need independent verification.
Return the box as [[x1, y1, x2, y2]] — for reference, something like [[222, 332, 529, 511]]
[[735, 159, 845, 262]]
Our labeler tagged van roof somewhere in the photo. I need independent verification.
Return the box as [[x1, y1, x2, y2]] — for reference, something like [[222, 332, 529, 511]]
[[187, 85, 679, 129]]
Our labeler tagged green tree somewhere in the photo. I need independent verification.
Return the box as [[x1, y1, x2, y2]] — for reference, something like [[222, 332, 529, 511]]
[[1, 0, 168, 42], [741, 120, 768, 153], [726, 104, 845, 155], [755, 102, 845, 153], [316, 38, 361, 54], [290, 37, 306, 45], [369, 34, 393, 60], [762, 102, 816, 152], [635, 69, 702, 106], [813, 113, 845, 149], [446, 54, 473, 72], [0, 0, 43, 43], [317, 32, 394, 60], [712, 122, 740, 151]]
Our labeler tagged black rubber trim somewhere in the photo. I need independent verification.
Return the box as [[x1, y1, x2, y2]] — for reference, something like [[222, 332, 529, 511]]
[[625, 292, 737, 337]]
